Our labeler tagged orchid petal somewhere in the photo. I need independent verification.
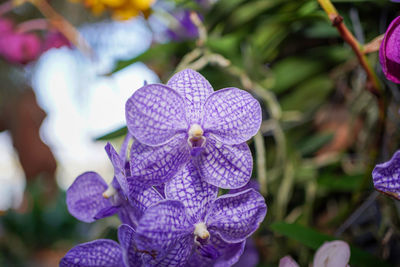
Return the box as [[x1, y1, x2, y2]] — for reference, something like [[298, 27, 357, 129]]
[[66, 172, 112, 223], [105, 143, 129, 196], [203, 87, 261, 145], [136, 200, 193, 253], [167, 69, 214, 124], [118, 224, 142, 267], [130, 135, 189, 186], [165, 161, 218, 222], [60, 240, 123, 267], [206, 189, 267, 243], [195, 138, 252, 189], [125, 178, 164, 220], [126, 84, 188, 146], [372, 150, 400, 200], [143, 235, 194, 267]]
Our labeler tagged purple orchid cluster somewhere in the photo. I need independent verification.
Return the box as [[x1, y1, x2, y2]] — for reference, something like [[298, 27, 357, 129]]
[[380, 16, 400, 83], [60, 69, 267, 267]]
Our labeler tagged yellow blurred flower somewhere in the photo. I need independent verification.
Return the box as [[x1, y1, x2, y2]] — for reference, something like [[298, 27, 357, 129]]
[[71, 0, 155, 20]]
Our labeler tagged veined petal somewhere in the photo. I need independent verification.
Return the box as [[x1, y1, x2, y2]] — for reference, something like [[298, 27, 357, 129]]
[[66, 172, 112, 223], [195, 138, 252, 189], [203, 87, 261, 145], [136, 200, 193, 253], [118, 224, 142, 267], [143, 235, 194, 267], [125, 84, 188, 146], [372, 150, 400, 200], [186, 233, 245, 267], [60, 240, 124, 267], [126, 178, 164, 220], [130, 135, 189, 186], [167, 69, 214, 124], [206, 189, 267, 243], [105, 143, 129, 196], [165, 161, 218, 222], [233, 238, 258, 267], [229, 180, 260, 195]]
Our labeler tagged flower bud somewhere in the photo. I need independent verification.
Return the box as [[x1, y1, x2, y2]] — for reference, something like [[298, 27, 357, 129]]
[[312, 240, 350, 267], [380, 16, 400, 83]]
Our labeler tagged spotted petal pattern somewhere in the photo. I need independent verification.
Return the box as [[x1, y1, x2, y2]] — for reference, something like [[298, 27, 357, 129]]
[[167, 69, 214, 124], [206, 189, 267, 243], [135, 200, 193, 253], [165, 161, 218, 222], [203, 88, 261, 145], [372, 150, 400, 200], [130, 135, 189, 185], [60, 240, 124, 267], [125, 84, 188, 146], [66, 172, 111, 223], [195, 137, 252, 189], [118, 224, 142, 267]]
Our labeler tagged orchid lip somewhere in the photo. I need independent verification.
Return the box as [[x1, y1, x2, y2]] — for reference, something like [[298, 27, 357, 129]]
[[194, 222, 210, 240], [187, 124, 207, 152], [102, 185, 117, 199]]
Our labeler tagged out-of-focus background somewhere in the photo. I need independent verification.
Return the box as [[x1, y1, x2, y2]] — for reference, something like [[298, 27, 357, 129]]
[[1, 0, 400, 266]]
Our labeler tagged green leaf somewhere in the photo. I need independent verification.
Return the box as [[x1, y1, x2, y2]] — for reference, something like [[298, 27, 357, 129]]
[[271, 57, 325, 94], [110, 42, 188, 74], [270, 222, 390, 267], [299, 132, 334, 156], [95, 126, 127, 141], [280, 75, 333, 112], [317, 173, 364, 191]]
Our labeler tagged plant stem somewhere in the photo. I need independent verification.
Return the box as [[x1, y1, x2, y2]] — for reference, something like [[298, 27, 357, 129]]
[[28, 0, 93, 57], [317, 0, 381, 97], [0, 0, 13, 17], [16, 18, 49, 33]]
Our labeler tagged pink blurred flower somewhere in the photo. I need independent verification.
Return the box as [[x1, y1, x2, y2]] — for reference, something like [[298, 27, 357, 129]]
[[0, 32, 42, 65], [42, 31, 71, 52], [279, 255, 299, 267], [0, 18, 13, 35]]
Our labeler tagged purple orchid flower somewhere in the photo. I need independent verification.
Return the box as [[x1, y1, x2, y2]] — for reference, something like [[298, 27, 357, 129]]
[[372, 150, 400, 200], [60, 224, 143, 267], [66, 140, 163, 226], [134, 161, 267, 266], [126, 69, 261, 190], [166, 10, 199, 41], [380, 16, 400, 83]]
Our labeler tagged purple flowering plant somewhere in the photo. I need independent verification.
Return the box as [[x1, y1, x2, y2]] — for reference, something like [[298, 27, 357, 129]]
[[60, 69, 267, 266]]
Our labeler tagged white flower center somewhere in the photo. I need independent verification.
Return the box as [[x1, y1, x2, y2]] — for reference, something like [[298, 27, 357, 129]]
[[194, 222, 210, 240], [188, 124, 204, 139], [102, 184, 117, 199]]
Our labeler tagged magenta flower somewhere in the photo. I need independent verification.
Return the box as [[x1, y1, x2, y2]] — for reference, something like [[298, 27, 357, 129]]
[[372, 150, 400, 200], [60, 224, 142, 267], [0, 32, 41, 65], [134, 162, 267, 266], [126, 69, 261, 189], [42, 31, 71, 52], [380, 16, 400, 83]]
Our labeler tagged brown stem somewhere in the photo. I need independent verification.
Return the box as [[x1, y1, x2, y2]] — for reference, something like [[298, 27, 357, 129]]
[[29, 0, 93, 57]]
